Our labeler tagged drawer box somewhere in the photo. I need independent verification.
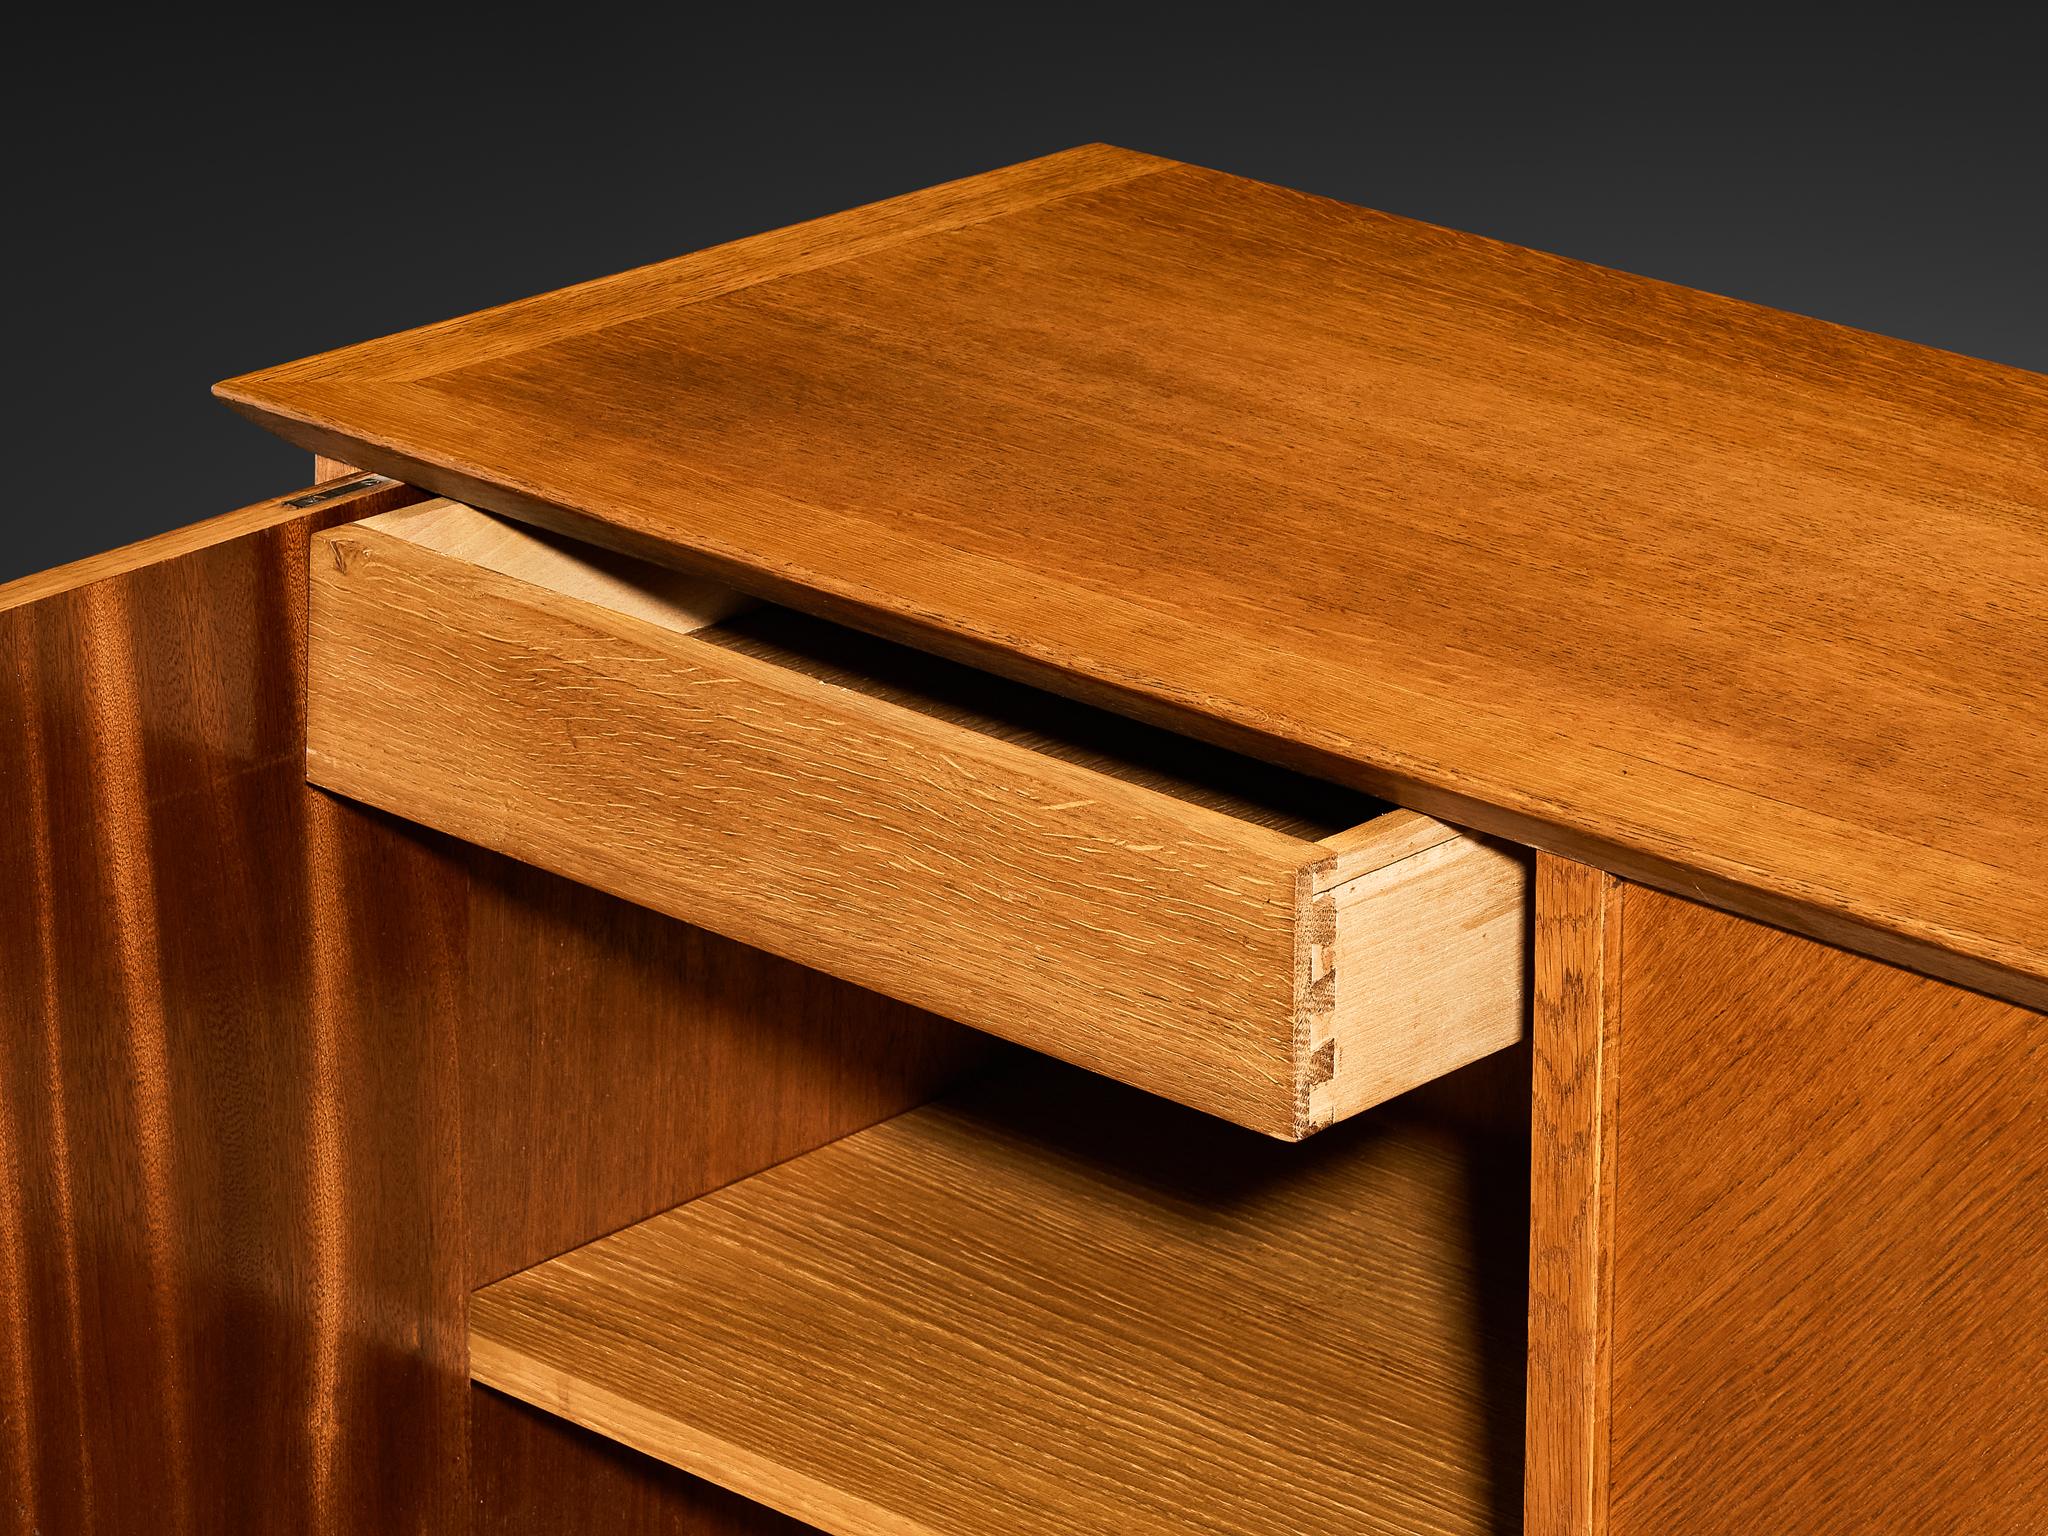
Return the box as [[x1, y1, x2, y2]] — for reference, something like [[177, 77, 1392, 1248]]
[[307, 501, 1528, 1137]]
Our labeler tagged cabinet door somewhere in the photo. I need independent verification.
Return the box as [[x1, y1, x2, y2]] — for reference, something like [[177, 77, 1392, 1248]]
[[1528, 856, 2048, 1536]]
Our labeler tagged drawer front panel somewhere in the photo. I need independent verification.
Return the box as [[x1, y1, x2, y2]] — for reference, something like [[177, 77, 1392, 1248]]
[[311, 520, 1317, 1132]]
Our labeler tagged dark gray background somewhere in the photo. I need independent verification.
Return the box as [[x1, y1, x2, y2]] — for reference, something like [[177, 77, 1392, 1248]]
[[7, 20, 2044, 583]]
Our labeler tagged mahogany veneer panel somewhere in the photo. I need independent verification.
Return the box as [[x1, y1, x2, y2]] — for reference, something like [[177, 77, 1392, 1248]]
[[0, 481, 985, 1535], [469, 1067, 1529, 1536], [217, 145, 2048, 1009], [460, 849, 986, 1290], [471, 1391, 814, 1536], [0, 476, 466, 1534]]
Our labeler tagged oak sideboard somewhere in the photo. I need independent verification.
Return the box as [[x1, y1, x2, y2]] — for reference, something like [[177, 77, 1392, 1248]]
[[4, 144, 2042, 1535]]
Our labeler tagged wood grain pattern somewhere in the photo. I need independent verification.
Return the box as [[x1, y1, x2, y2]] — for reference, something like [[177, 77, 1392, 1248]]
[[0, 476, 468, 1535], [460, 853, 987, 1536], [0, 482, 984, 1534], [1523, 856, 1621, 1536], [241, 143, 1168, 389], [217, 145, 2048, 1010], [470, 1065, 1530, 1536], [311, 518, 1310, 1134], [695, 594, 1385, 840], [459, 847, 987, 1290], [1602, 886, 2048, 1535], [471, 1390, 815, 1536], [0, 472, 400, 614], [309, 512, 1525, 1136], [380, 498, 749, 638], [1314, 833, 1529, 1124]]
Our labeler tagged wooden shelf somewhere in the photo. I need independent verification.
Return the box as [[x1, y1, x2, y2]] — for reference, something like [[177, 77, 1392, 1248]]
[[469, 1065, 1527, 1535]]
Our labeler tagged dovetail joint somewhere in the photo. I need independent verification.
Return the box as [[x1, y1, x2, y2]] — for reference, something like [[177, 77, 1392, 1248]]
[[1292, 863, 1340, 1138]]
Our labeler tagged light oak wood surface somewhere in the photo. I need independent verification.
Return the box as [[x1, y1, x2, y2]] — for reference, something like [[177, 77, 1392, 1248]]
[[692, 597, 1383, 840], [306, 504, 1526, 1136], [1523, 857, 1621, 1536], [469, 1066, 1528, 1536], [217, 144, 2048, 1010], [378, 497, 750, 637]]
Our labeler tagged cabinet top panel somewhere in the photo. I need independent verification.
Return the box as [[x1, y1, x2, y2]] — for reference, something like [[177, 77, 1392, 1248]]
[[218, 144, 2048, 1008]]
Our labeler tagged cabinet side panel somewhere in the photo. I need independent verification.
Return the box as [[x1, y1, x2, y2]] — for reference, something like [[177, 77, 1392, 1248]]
[[1608, 886, 2048, 1535], [459, 849, 991, 1290]]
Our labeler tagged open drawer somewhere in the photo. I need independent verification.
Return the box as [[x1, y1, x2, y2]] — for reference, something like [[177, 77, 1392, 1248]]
[[308, 501, 1528, 1138]]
